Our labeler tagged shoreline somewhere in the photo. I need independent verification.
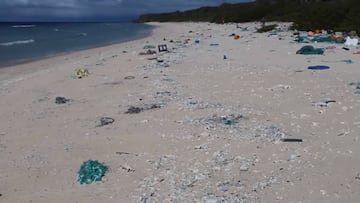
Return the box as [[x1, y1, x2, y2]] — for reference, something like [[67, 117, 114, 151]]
[[0, 23, 156, 80], [0, 23, 155, 69], [1, 21, 359, 202]]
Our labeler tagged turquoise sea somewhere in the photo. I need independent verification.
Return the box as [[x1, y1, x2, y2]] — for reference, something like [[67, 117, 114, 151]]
[[0, 22, 153, 67]]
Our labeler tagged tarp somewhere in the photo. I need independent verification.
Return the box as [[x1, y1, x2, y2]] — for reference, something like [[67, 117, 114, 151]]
[[344, 36, 359, 46], [296, 45, 324, 55], [308, 65, 330, 70]]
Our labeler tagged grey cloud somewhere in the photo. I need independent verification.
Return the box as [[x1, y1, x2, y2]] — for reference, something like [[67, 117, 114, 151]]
[[0, 0, 252, 21]]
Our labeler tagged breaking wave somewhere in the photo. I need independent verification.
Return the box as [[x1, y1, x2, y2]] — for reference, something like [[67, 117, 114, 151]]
[[12, 25, 36, 28], [0, 39, 35, 46]]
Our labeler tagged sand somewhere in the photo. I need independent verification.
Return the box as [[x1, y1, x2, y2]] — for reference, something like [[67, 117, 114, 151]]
[[1, 22, 360, 203]]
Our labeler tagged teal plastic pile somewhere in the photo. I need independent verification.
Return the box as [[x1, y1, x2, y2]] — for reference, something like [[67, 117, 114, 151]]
[[296, 45, 324, 55], [77, 160, 108, 184], [295, 36, 345, 44]]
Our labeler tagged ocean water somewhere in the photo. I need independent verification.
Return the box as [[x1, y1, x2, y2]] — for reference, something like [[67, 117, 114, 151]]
[[0, 22, 153, 66]]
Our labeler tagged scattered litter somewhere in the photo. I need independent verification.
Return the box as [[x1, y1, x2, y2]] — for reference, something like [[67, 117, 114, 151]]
[[321, 59, 353, 64], [158, 44, 168, 52], [313, 98, 336, 107], [194, 114, 245, 128], [280, 138, 303, 142], [77, 160, 108, 184], [210, 43, 219, 46], [139, 49, 156, 55], [96, 117, 115, 127], [294, 33, 345, 44], [319, 98, 336, 104], [103, 81, 122, 85], [126, 106, 143, 114], [349, 82, 360, 94], [125, 104, 161, 114], [255, 126, 287, 142], [75, 68, 89, 79], [344, 36, 359, 46], [120, 164, 135, 172], [124, 76, 135, 80], [223, 114, 243, 125], [147, 57, 157, 60], [115, 151, 139, 156], [55, 96, 70, 104], [308, 65, 330, 70], [181, 99, 222, 110], [268, 84, 291, 92], [325, 45, 337, 50]]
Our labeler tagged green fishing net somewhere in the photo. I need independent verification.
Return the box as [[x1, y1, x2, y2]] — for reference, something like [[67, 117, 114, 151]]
[[77, 160, 108, 184]]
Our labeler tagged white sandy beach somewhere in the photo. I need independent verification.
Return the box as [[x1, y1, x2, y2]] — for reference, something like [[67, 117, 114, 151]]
[[1, 22, 360, 202]]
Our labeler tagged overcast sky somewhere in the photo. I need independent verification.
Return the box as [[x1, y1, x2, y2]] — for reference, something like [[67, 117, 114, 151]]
[[0, 0, 253, 22]]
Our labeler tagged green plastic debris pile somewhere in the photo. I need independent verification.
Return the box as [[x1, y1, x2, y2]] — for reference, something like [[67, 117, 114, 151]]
[[77, 160, 108, 184], [143, 45, 156, 49], [296, 45, 324, 55], [294, 35, 345, 44]]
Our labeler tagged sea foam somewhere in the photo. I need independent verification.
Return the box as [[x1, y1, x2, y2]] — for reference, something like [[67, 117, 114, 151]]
[[0, 39, 35, 46], [11, 25, 36, 28]]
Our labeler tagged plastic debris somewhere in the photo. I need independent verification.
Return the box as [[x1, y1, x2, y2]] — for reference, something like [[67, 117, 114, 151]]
[[296, 45, 324, 55], [124, 76, 135, 80], [322, 59, 353, 64], [158, 44, 168, 52], [255, 126, 287, 142], [77, 160, 108, 184], [308, 65, 330, 70], [75, 68, 89, 79], [349, 82, 360, 94], [125, 104, 161, 114], [126, 106, 143, 114], [280, 138, 303, 142], [143, 45, 156, 49], [97, 117, 115, 127], [55, 96, 70, 104]]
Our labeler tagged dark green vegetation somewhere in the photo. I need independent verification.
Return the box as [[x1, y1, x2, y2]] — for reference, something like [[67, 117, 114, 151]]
[[135, 0, 360, 32]]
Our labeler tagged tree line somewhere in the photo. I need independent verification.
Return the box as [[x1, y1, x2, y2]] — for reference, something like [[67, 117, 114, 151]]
[[135, 0, 360, 32]]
